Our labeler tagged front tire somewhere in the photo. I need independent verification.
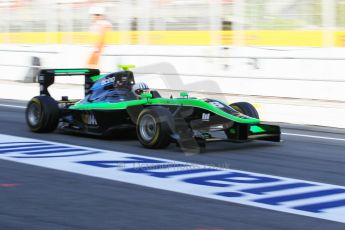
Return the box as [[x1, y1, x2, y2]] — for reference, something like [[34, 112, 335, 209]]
[[230, 102, 259, 119], [26, 96, 60, 133], [225, 102, 259, 139], [136, 107, 173, 149]]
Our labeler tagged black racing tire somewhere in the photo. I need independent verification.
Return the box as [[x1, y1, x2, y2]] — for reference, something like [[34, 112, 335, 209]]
[[230, 102, 259, 119], [136, 107, 173, 149], [26, 96, 60, 133], [224, 102, 259, 139]]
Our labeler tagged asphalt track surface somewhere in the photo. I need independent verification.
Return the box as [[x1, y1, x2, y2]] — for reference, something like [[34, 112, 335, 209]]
[[1, 99, 345, 230]]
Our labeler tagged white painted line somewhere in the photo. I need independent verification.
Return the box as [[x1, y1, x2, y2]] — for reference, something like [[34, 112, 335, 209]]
[[283, 132, 345, 142], [0, 103, 26, 109], [1, 133, 345, 224]]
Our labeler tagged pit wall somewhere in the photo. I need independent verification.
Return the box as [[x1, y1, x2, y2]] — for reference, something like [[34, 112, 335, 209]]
[[0, 43, 345, 102]]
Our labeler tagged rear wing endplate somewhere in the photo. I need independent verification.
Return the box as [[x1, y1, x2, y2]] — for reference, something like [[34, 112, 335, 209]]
[[38, 69, 100, 97]]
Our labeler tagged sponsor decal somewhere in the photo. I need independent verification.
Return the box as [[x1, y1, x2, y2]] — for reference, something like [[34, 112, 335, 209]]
[[81, 112, 98, 126], [202, 113, 210, 121], [0, 134, 345, 223]]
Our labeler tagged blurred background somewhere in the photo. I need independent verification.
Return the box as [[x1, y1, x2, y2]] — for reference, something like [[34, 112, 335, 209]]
[[0, 0, 344, 46]]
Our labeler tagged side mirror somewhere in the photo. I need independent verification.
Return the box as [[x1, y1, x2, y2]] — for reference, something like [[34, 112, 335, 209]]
[[180, 91, 189, 98], [140, 93, 153, 99]]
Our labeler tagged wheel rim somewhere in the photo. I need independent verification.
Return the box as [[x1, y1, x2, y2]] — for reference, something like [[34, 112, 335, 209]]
[[139, 114, 157, 142], [27, 103, 41, 126]]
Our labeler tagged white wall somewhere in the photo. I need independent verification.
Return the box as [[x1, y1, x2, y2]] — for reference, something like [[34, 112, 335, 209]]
[[0, 44, 344, 101]]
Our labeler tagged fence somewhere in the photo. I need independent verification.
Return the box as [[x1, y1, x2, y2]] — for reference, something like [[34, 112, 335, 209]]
[[0, 0, 344, 46]]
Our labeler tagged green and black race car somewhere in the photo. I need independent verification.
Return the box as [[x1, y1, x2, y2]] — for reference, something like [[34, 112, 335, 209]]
[[25, 65, 280, 152]]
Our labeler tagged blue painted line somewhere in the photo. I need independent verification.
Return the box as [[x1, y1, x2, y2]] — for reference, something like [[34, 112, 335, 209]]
[[0, 142, 41, 145], [0, 143, 52, 150], [20, 146, 80, 155], [293, 199, 345, 213], [13, 151, 100, 158], [19, 148, 90, 155], [0, 145, 70, 154], [0, 145, 62, 154], [241, 183, 316, 195], [215, 192, 245, 198], [78, 157, 166, 168], [122, 164, 219, 178], [254, 189, 345, 205], [183, 172, 280, 187]]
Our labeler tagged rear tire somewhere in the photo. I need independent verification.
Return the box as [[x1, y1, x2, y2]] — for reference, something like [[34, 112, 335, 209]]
[[26, 96, 60, 133], [136, 107, 173, 149]]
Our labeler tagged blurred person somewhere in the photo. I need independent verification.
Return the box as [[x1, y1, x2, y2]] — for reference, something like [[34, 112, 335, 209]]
[[87, 5, 112, 68]]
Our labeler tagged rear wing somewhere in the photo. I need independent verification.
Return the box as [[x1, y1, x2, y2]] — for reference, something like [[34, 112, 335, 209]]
[[38, 69, 100, 97]]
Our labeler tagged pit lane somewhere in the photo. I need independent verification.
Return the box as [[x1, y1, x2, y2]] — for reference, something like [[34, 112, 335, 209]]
[[1, 99, 345, 230]]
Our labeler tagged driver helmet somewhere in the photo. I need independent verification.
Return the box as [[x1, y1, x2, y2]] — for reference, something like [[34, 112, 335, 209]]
[[132, 82, 149, 96]]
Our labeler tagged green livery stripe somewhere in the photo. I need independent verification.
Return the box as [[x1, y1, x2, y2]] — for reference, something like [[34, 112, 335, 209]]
[[90, 74, 106, 82], [70, 98, 260, 124], [70, 99, 148, 110], [250, 125, 266, 133], [54, 69, 90, 74], [149, 98, 260, 124]]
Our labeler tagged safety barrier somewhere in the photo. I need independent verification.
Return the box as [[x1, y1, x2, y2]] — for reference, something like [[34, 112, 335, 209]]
[[0, 45, 345, 102], [1, 31, 345, 47]]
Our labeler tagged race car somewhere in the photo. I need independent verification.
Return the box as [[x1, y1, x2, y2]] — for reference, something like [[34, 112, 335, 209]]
[[25, 65, 280, 152]]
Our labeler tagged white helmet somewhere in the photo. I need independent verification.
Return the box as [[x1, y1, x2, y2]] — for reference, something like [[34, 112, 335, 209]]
[[132, 82, 149, 96]]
